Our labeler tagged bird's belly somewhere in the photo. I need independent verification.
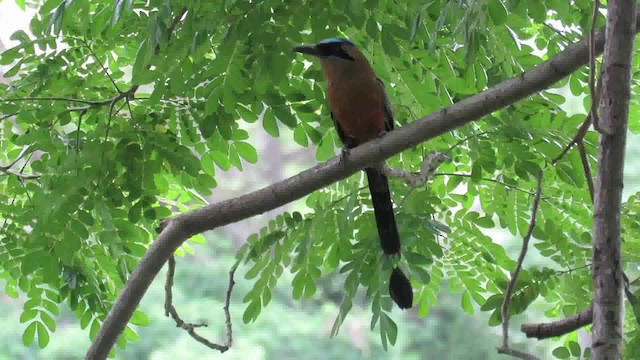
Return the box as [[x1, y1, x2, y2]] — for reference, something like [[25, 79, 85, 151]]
[[329, 85, 386, 143]]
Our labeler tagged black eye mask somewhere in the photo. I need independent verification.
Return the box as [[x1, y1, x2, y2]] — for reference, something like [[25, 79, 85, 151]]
[[316, 43, 355, 61]]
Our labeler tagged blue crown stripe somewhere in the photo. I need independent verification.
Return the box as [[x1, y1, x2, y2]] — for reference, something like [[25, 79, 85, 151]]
[[318, 38, 355, 47]]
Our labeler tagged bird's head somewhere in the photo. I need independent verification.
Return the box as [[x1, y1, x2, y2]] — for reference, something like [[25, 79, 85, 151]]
[[293, 38, 357, 62]]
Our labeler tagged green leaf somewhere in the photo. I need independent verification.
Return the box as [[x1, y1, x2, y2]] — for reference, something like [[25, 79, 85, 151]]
[[242, 299, 261, 324], [527, 2, 547, 23], [237, 104, 258, 123], [552, 346, 570, 359], [0, 47, 22, 65], [46, 2, 66, 35], [36, 321, 50, 348], [381, 312, 398, 345], [481, 294, 503, 311], [20, 310, 38, 323], [90, 318, 101, 340], [316, 134, 336, 162], [39, 311, 56, 332], [263, 108, 280, 137], [461, 291, 474, 314], [235, 141, 258, 164], [404, 252, 433, 265], [381, 28, 400, 58], [488, 1, 508, 25], [130, 311, 150, 326], [412, 266, 431, 285], [22, 321, 36, 346], [80, 310, 92, 329], [124, 326, 140, 342], [293, 126, 309, 147], [568, 341, 581, 357], [112, 0, 127, 26]]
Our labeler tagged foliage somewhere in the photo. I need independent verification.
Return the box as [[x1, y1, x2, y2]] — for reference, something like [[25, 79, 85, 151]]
[[1, 0, 640, 358], [0, 236, 529, 359]]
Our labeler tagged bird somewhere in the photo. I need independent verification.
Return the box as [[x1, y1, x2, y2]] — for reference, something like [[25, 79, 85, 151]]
[[293, 38, 413, 310]]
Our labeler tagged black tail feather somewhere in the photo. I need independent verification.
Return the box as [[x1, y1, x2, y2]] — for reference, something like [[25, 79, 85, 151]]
[[365, 168, 400, 255], [389, 267, 413, 309], [365, 168, 413, 309]]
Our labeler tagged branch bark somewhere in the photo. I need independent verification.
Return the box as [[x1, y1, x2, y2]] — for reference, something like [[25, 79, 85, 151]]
[[86, 11, 640, 360], [521, 305, 593, 339], [591, 0, 636, 358]]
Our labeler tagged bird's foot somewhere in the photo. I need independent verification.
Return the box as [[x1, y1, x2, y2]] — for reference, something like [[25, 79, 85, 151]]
[[339, 146, 351, 166], [377, 129, 389, 139]]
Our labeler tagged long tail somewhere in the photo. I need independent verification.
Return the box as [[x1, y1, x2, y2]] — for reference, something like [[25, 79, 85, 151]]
[[365, 168, 413, 309]]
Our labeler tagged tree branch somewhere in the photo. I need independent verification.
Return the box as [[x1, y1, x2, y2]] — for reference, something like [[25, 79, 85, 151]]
[[589, 0, 602, 132], [0, 146, 32, 171], [497, 347, 542, 360], [433, 172, 537, 196], [86, 12, 640, 360], [163, 256, 236, 352], [498, 171, 543, 360], [591, 0, 636, 358], [379, 151, 449, 187], [521, 305, 593, 339], [551, 72, 602, 166], [577, 141, 595, 202]]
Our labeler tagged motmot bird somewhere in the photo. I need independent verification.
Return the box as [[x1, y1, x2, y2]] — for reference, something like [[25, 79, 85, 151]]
[[293, 38, 413, 310]]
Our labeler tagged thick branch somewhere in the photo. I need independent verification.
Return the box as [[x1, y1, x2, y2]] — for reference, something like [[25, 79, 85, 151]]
[[591, 0, 636, 358], [86, 12, 640, 360], [521, 305, 593, 339]]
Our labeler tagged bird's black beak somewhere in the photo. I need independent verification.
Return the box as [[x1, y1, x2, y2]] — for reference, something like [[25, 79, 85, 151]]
[[292, 44, 319, 56]]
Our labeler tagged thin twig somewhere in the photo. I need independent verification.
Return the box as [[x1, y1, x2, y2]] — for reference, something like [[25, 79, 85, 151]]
[[432, 172, 537, 196], [0, 147, 39, 180], [81, 38, 121, 93], [154, 7, 188, 55], [498, 170, 543, 360], [577, 141, 595, 202], [544, 22, 570, 42], [75, 110, 86, 154], [2, 96, 113, 106], [0, 146, 32, 171], [0, 169, 40, 180], [1, 152, 38, 231], [0, 112, 18, 122], [3, 85, 138, 113], [164, 256, 176, 317], [379, 151, 449, 187], [551, 71, 602, 165], [445, 130, 495, 154], [164, 256, 237, 352], [497, 347, 542, 360], [167, 8, 188, 38], [224, 260, 239, 348], [555, 263, 591, 276], [551, 114, 592, 165], [95, 99, 125, 188]]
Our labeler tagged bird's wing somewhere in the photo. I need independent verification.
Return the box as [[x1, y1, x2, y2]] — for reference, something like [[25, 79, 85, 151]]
[[377, 77, 395, 132], [331, 111, 358, 149]]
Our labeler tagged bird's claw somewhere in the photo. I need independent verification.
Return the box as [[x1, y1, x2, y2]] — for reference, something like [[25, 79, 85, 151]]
[[340, 147, 351, 166]]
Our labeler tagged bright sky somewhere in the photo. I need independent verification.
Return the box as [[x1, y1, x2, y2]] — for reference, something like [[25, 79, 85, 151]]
[[0, 2, 35, 48]]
